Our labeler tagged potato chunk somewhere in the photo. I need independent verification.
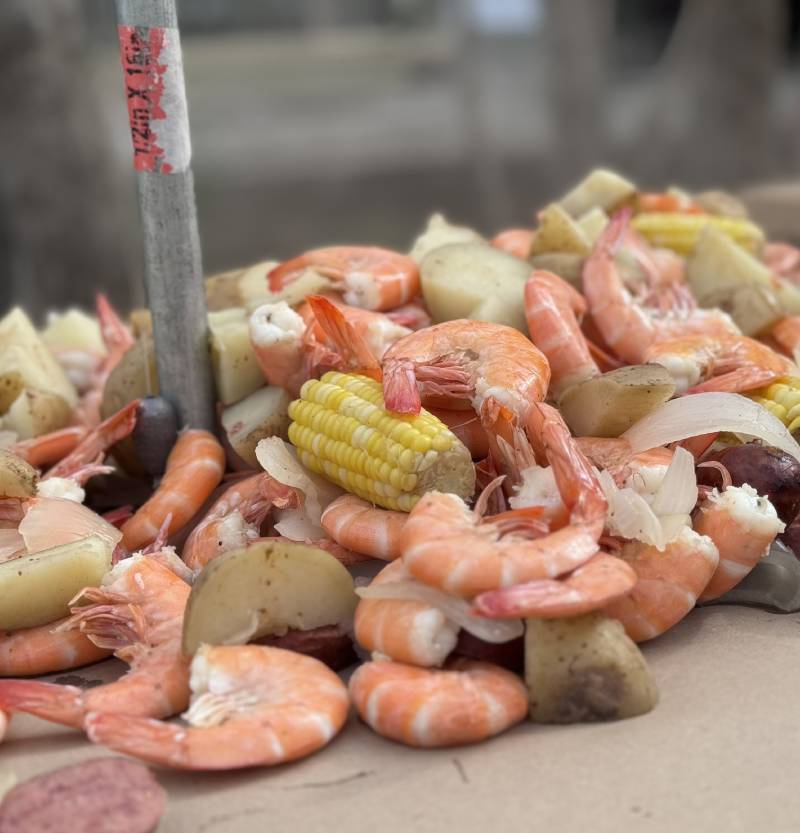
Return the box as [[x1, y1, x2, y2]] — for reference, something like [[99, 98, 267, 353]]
[[221, 385, 291, 467], [208, 308, 268, 406], [420, 242, 531, 331], [3, 389, 72, 440], [530, 203, 591, 256], [0, 450, 38, 498], [525, 614, 658, 723], [182, 540, 358, 656], [558, 365, 676, 437], [0, 535, 112, 630], [558, 168, 636, 218]]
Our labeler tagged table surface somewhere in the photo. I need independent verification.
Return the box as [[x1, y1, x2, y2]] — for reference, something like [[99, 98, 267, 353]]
[[4, 605, 800, 833]]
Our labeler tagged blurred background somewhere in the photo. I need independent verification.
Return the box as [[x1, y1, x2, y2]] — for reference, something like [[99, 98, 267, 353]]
[[2, 0, 799, 316]]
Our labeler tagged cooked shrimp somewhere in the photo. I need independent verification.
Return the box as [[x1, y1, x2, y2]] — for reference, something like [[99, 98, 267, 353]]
[[382, 319, 550, 417], [763, 241, 800, 283], [0, 621, 111, 677], [182, 473, 299, 570], [85, 644, 350, 770], [120, 430, 225, 551], [636, 191, 704, 214], [321, 494, 405, 561], [472, 552, 636, 619], [44, 399, 139, 480], [768, 315, 800, 364], [9, 426, 88, 469], [268, 246, 420, 312], [384, 299, 432, 331], [490, 228, 535, 259], [349, 658, 527, 747], [354, 560, 458, 666], [524, 270, 599, 397], [0, 553, 190, 728], [645, 334, 793, 394], [425, 406, 490, 459], [603, 526, 719, 642], [695, 485, 784, 602], [584, 209, 739, 364]]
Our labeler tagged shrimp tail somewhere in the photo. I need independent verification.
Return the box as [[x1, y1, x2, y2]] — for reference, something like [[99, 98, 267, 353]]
[[0, 680, 84, 728], [86, 712, 186, 768], [96, 293, 135, 356], [45, 399, 140, 480], [306, 295, 382, 380], [382, 358, 422, 414]]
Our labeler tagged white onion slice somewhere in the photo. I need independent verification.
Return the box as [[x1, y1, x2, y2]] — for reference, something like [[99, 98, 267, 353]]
[[19, 497, 121, 554], [622, 393, 800, 463], [649, 447, 697, 516], [0, 528, 25, 563], [356, 580, 524, 643], [599, 470, 665, 549]]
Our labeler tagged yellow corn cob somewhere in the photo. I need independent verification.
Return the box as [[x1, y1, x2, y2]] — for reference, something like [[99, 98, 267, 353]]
[[288, 371, 475, 512], [750, 377, 800, 434], [631, 212, 764, 255]]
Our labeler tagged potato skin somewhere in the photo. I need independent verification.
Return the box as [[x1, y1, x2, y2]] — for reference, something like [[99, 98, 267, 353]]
[[0, 449, 38, 497], [525, 614, 658, 724]]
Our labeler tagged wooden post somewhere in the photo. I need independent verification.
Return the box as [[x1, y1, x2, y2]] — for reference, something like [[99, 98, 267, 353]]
[[114, 0, 215, 430]]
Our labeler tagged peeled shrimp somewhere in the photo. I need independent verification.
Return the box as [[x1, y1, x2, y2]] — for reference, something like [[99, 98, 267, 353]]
[[182, 473, 299, 570], [349, 658, 528, 748], [354, 560, 459, 667], [583, 209, 739, 364], [85, 644, 350, 770], [603, 526, 719, 642], [268, 245, 420, 312], [121, 430, 225, 551], [321, 494, 406, 561], [695, 485, 784, 602], [382, 319, 550, 418], [524, 270, 599, 397], [0, 553, 190, 728], [490, 228, 535, 259], [645, 334, 793, 394], [0, 621, 111, 678], [472, 552, 636, 619]]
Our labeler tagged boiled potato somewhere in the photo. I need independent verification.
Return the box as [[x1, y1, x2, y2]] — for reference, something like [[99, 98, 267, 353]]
[[525, 613, 658, 723], [205, 266, 248, 311], [558, 168, 636, 218], [530, 203, 591, 256], [0, 534, 112, 630], [0, 309, 77, 408], [101, 336, 159, 420], [529, 253, 585, 288], [208, 308, 269, 405], [238, 260, 280, 310], [182, 540, 358, 655], [687, 226, 781, 335], [40, 309, 106, 356], [420, 242, 530, 332], [558, 365, 676, 437], [129, 308, 153, 339], [0, 372, 24, 414], [773, 276, 800, 316], [221, 385, 291, 467], [576, 206, 609, 245], [3, 389, 72, 439], [694, 189, 749, 218], [408, 212, 485, 264], [0, 449, 38, 497]]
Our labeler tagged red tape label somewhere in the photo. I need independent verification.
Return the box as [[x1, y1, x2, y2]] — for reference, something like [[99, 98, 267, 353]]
[[118, 25, 191, 174]]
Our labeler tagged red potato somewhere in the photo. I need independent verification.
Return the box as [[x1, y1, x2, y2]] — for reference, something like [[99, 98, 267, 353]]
[[0, 757, 165, 833]]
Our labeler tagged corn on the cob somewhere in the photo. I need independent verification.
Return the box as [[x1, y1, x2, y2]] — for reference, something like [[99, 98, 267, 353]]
[[631, 212, 764, 255], [750, 377, 800, 434], [288, 371, 475, 511]]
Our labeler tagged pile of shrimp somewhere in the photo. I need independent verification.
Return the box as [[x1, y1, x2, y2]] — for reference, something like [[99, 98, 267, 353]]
[[1, 173, 800, 768]]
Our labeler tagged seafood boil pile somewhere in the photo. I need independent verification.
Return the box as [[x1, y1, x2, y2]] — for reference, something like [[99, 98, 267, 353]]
[[3, 167, 800, 781]]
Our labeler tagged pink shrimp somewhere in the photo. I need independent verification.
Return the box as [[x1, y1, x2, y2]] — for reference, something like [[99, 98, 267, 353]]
[[384, 299, 432, 331], [425, 406, 490, 459], [490, 228, 536, 260], [767, 315, 800, 364], [354, 560, 459, 667], [0, 553, 190, 729], [8, 426, 88, 469], [471, 551, 636, 619], [320, 494, 406, 561], [268, 246, 420, 312], [524, 270, 599, 397], [645, 334, 793, 394], [85, 644, 350, 770], [583, 209, 739, 364], [349, 658, 528, 748], [0, 621, 111, 678], [694, 485, 784, 602], [181, 473, 299, 570], [381, 319, 550, 418], [763, 241, 800, 284], [603, 526, 719, 642], [120, 430, 225, 552]]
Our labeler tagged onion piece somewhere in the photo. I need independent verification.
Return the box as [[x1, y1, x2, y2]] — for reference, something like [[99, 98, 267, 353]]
[[19, 497, 122, 554], [599, 470, 665, 549], [622, 393, 800, 463], [0, 528, 24, 563], [649, 446, 697, 516], [356, 580, 524, 644]]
